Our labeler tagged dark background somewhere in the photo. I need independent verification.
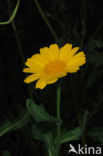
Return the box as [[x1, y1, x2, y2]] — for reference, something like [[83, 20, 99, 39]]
[[0, 0, 103, 155]]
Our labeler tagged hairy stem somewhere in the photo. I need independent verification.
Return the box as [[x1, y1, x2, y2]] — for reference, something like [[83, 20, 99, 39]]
[[56, 83, 61, 156], [57, 84, 61, 138], [7, 0, 33, 99]]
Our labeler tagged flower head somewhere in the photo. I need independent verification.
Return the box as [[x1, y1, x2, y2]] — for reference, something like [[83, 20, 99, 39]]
[[23, 44, 86, 89]]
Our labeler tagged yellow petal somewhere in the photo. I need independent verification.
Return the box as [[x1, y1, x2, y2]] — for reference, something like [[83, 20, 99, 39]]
[[24, 74, 40, 84], [47, 78, 58, 84], [57, 72, 67, 78], [60, 44, 72, 61], [67, 51, 86, 66], [40, 47, 49, 55], [66, 66, 80, 73], [48, 44, 60, 60], [36, 76, 58, 88], [23, 68, 37, 73], [40, 47, 52, 61], [71, 47, 79, 56], [25, 61, 44, 73], [36, 78, 47, 89], [47, 76, 58, 84], [25, 54, 48, 68], [52, 71, 67, 78]]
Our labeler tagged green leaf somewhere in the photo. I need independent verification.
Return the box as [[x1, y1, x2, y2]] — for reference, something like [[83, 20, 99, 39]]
[[0, 0, 20, 25], [0, 111, 30, 137], [26, 99, 62, 124], [32, 125, 55, 156], [87, 127, 103, 144], [32, 125, 52, 142], [32, 125, 44, 140], [85, 71, 98, 89], [54, 127, 81, 145], [2, 150, 12, 156]]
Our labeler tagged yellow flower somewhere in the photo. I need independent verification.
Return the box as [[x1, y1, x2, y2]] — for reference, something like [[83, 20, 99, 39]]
[[23, 44, 86, 89]]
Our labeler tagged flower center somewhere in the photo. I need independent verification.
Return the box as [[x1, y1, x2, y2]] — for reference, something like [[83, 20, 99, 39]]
[[44, 60, 66, 75]]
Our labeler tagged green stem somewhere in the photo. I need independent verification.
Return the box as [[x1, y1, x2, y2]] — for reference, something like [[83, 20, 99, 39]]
[[57, 84, 61, 138], [7, 0, 25, 64], [56, 83, 61, 156], [33, 0, 60, 44], [0, 0, 20, 25], [7, 0, 33, 99], [77, 113, 86, 147]]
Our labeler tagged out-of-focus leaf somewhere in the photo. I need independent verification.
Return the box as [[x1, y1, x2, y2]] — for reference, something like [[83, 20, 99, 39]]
[[2, 150, 12, 156], [54, 127, 81, 145], [81, 110, 89, 134], [90, 53, 103, 68], [86, 69, 103, 89], [0, 111, 30, 137], [85, 71, 98, 89], [32, 125, 55, 156], [26, 99, 62, 124], [87, 127, 103, 144]]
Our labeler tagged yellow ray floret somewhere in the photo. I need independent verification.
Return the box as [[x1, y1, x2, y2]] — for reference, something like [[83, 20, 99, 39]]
[[23, 43, 86, 89]]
